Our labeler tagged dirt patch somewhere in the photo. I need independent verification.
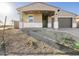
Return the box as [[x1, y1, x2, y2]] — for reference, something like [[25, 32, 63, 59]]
[[0, 29, 63, 55]]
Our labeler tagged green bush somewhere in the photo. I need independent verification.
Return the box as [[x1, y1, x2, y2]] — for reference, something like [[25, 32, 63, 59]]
[[62, 37, 75, 48], [63, 37, 73, 43], [74, 42, 79, 49], [1, 42, 6, 50], [63, 37, 70, 43]]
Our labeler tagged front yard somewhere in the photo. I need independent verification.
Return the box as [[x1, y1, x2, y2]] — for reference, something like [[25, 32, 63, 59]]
[[0, 29, 62, 55], [0, 28, 79, 55]]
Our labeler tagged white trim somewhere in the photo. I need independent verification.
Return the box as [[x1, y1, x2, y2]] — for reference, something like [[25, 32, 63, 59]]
[[19, 22, 42, 28], [54, 11, 59, 29], [48, 22, 52, 28], [54, 21, 59, 29], [72, 22, 77, 28], [72, 18, 77, 28]]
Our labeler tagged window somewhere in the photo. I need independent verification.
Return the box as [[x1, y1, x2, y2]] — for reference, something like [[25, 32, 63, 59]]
[[28, 16, 34, 22]]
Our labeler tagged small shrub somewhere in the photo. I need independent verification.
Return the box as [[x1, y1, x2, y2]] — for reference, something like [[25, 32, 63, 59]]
[[73, 42, 79, 49], [63, 37, 69, 43], [32, 42, 38, 49], [62, 37, 75, 47], [1, 42, 6, 52]]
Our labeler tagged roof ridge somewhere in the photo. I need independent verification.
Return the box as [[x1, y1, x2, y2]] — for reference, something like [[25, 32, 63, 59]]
[[16, 2, 77, 16], [17, 2, 59, 10]]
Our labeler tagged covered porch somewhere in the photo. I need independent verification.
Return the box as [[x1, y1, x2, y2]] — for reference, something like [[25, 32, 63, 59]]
[[19, 10, 60, 29]]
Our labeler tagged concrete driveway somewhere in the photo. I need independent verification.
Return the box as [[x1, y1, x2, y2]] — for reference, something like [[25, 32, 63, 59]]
[[55, 28, 79, 38], [22, 28, 79, 38], [22, 28, 79, 54]]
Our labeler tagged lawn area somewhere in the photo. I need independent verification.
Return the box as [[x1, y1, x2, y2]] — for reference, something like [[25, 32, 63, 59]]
[[0, 29, 62, 55]]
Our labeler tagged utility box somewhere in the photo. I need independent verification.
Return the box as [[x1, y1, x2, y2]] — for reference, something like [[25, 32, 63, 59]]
[[14, 21, 19, 29]]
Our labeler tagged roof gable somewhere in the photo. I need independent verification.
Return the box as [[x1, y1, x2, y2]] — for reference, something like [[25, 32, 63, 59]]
[[17, 2, 58, 11], [58, 9, 77, 17], [17, 2, 77, 16]]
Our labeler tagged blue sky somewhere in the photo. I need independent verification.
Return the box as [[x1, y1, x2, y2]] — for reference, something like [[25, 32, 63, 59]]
[[48, 2, 79, 15], [0, 2, 79, 24]]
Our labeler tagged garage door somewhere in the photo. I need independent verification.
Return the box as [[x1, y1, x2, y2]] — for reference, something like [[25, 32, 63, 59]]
[[58, 18, 72, 28]]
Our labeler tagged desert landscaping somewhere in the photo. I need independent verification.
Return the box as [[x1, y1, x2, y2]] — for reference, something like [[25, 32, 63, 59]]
[[0, 2, 79, 56], [0, 28, 64, 55], [0, 27, 79, 55]]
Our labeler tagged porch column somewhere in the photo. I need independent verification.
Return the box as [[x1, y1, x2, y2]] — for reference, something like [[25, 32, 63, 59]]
[[19, 12, 24, 29], [54, 11, 59, 29], [48, 17, 52, 28], [72, 17, 77, 28]]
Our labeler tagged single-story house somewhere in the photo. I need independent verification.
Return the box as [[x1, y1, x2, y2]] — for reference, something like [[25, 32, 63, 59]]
[[17, 2, 78, 29]]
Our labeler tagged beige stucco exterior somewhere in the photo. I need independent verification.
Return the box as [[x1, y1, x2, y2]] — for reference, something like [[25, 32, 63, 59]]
[[22, 12, 53, 23], [75, 16, 79, 28], [22, 13, 42, 23], [58, 10, 76, 17], [17, 2, 78, 28], [76, 16, 79, 22]]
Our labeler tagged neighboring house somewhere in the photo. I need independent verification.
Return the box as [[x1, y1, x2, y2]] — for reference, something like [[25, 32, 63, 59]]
[[76, 16, 79, 28], [17, 2, 78, 29]]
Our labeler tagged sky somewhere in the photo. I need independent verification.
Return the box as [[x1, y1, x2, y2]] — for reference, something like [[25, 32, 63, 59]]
[[0, 2, 79, 25]]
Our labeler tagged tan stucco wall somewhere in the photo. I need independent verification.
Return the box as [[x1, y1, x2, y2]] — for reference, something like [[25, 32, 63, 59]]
[[76, 18, 79, 28], [21, 10, 76, 23], [76, 18, 79, 22], [48, 16, 52, 23], [22, 13, 42, 23], [22, 13, 53, 23], [58, 10, 76, 17]]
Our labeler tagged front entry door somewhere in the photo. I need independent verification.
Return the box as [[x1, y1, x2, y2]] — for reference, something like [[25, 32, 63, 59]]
[[42, 14, 48, 28]]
